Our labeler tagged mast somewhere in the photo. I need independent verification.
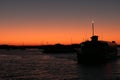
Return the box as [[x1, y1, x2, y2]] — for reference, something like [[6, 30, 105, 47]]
[[91, 20, 98, 41], [92, 20, 94, 36]]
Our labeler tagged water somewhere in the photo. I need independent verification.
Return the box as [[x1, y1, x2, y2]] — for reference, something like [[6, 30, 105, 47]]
[[0, 48, 120, 80]]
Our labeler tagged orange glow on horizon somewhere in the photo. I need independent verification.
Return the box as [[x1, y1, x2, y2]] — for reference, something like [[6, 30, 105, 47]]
[[0, 19, 120, 45]]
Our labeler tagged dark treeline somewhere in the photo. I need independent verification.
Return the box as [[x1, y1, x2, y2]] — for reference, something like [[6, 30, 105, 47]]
[[0, 44, 81, 53]]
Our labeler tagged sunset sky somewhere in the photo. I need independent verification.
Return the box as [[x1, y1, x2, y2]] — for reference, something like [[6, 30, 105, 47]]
[[0, 0, 120, 45]]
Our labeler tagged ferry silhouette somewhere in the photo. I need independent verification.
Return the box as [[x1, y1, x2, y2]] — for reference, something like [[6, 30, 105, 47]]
[[76, 21, 118, 63]]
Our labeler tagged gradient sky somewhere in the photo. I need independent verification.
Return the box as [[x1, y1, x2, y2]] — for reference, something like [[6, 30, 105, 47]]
[[0, 0, 120, 45]]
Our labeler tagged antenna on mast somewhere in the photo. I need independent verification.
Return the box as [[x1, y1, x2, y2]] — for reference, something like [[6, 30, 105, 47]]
[[91, 19, 98, 42], [92, 20, 95, 36]]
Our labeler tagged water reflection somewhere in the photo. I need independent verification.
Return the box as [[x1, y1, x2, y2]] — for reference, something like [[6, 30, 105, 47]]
[[0, 48, 120, 80], [77, 60, 120, 80]]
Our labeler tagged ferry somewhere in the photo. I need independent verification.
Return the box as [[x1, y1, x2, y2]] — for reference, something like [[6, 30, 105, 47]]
[[76, 21, 118, 63]]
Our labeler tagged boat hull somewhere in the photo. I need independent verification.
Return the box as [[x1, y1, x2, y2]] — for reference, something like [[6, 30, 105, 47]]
[[76, 51, 118, 64]]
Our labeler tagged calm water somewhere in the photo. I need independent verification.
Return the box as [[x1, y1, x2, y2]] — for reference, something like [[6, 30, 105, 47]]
[[0, 48, 120, 80]]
